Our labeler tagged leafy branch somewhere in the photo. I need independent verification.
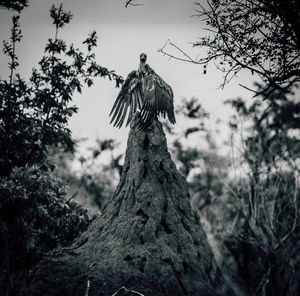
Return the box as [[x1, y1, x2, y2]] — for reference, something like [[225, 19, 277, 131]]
[[0, 4, 123, 176]]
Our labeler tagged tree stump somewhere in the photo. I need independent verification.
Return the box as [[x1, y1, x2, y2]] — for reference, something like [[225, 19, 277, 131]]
[[26, 116, 228, 296]]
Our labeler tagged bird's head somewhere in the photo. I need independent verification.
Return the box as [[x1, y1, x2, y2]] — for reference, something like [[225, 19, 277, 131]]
[[140, 53, 147, 63]]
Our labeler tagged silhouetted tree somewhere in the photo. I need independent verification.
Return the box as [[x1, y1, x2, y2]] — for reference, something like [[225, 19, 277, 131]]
[[0, 3, 123, 294], [160, 0, 300, 95]]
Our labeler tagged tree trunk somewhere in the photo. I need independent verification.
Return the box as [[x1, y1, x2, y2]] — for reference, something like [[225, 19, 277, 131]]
[[26, 116, 229, 296]]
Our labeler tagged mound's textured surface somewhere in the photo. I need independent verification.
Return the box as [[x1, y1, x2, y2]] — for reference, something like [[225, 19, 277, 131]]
[[27, 117, 226, 296]]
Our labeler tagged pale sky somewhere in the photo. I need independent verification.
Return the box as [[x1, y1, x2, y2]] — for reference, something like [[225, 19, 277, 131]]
[[0, 0, 254, 154]]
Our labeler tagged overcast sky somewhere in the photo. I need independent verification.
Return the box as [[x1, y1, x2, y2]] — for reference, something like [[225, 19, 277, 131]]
[[0, 0, 254, 154]]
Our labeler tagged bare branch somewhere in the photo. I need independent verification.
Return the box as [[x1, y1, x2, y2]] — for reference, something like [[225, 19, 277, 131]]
[[163, 0, 300, 92], [158, 39, 220, 65], [274, 171, 298, 251], [238, 84, 261, 97], [252, 265, 271, 296], [125, 0, 143, 8]]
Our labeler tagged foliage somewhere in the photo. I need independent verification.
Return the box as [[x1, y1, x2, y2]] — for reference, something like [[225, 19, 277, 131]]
[[158, 5, 300, 293], [158, 6, 300, 287], [222, 171, 300, 296], [51, 138, 122, 214], [0, 165, 91, 295], [0, 0, 28, 11], [164, 94, 300, 295], [0, 3, 123, 294], [226, 84, 299, 192], [122, 1, 300, 294], [215, 86, 300, 296], [0, 5, 123, 177], [163, 97, 229, 211]]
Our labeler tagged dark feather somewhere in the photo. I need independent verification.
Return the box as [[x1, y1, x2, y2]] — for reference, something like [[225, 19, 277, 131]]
[[126, 94, 135, 127], [109, 63, 176, 129]]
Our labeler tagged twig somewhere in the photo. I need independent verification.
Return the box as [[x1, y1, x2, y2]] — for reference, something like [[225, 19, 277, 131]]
[[111, 286, 145, 296], [84, 280, 90, 296], [252, 265, 271, 296], [238, 83, 260, 97], [273, 171, 298, 251], [125, 0, 143, 8], [158, 39, 208, 65]]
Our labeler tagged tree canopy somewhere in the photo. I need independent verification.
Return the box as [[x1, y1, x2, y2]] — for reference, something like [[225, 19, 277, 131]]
[[160, 0, 300, 96]]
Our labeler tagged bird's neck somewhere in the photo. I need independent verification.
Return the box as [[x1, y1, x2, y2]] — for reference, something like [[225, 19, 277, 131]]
[[139, 61, 146, 73]]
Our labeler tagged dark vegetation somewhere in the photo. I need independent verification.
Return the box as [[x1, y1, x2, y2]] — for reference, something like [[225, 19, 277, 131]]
[[0, 0, 299, 295], [0, 2, 122, 295], [158, 1, 300, 295], [0, 0, 28, 12]]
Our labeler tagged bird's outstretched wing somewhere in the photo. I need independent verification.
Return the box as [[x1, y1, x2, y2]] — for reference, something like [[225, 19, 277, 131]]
[[138, 70, 176, 128], [109, 71, 144, 128]]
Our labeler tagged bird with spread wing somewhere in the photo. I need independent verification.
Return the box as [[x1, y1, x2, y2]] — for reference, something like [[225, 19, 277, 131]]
[[109, 53, 176, 129]]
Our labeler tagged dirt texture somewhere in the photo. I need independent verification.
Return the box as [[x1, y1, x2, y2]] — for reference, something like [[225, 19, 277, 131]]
[[26, 116, 229, 296]]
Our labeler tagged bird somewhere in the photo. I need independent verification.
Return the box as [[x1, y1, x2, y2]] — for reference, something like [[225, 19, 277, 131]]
[[109, 53, 176, 129]]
